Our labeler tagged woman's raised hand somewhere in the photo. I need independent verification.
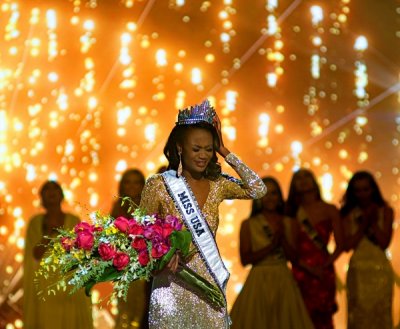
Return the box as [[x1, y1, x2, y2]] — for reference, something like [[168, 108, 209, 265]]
[[212, 113, 230, 158]]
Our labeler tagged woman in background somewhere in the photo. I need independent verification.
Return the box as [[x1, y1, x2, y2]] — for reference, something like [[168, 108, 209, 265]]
[[230, 176, 314, 329], [112, 169, 150, 329], [286, 169, 343, 329], [23, 180, 93, 329], [341, 171, 394, 329]]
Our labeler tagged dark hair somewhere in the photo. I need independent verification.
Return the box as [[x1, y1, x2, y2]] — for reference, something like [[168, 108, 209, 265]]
[[340, 170, 386, 216], [118, 168, 146, 197], [285, 168, 322, 217], [163, 122, 221, 180], [39, 180, 64, 208], [250, 176, 284, 216]]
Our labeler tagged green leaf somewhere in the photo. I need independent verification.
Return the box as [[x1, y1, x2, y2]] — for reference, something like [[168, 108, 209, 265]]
[[169, 230, 192, 256], [84, 267, 121, 297], [157, 247, 176, 270]]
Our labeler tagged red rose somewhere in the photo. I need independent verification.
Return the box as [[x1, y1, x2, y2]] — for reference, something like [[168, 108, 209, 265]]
[[161, 223, 174, 239], [113, 252, 130, 271], [131, 237, 147, 251], [74, 222, 95, 233], [61, 237, 75, 252], [138, 250, 150, 266], [114, 216, 130, 233], [98, 243, 116, 261], [75, 231, 94, 250], [128, 222, 144, 236], [151, 240, 170, 259]]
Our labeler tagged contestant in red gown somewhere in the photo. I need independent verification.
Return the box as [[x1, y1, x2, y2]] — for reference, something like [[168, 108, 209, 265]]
[[286, 169, 344, 329]]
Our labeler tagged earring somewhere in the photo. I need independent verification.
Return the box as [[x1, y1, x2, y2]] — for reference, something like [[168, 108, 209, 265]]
[[177, 152, 183, 177]]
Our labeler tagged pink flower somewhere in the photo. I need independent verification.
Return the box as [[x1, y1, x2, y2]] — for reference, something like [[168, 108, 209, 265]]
[[61, 237, 75, 252], [113, 252, 130, 271], [75, 231, 94, 250], [74, 222, 95, 234], [151, 240, 170, 259], [98, 243, 116, 261], [114, 216, 131, 233], [165, 215, 183, 230], [131, 237, 147, 251], [138, 250, 150, 266], [144, 224, 163, 240]]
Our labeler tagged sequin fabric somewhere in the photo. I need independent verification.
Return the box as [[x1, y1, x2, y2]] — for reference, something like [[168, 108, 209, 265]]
[[346, 208, 394, 329], [140, 153, 266, 329]]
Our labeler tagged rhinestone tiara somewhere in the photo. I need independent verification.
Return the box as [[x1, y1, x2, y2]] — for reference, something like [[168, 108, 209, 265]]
[[176, 99, 216, 125]]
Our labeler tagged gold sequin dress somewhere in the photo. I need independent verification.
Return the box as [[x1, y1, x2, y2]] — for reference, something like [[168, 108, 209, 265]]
[[346, 207, 394, 329], [139, 153, 267, 329]]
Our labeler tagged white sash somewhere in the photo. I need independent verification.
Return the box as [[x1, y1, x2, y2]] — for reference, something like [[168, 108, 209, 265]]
[[161, 170, 230, 301]]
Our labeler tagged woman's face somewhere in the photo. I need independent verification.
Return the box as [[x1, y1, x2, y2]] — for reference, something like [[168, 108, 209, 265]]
[[180, 128, 213, 174], [41, 183, 63, 208], [353, 178, 373, 204], [262, 181, 281, 211], [121, 173, 145, 198], [293, 170, 316, 193]]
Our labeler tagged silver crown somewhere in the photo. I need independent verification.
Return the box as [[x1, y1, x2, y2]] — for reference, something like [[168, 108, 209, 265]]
[[176, 99, 216, 125]]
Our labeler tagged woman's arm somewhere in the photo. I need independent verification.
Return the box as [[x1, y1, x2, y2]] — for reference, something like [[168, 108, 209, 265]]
[[223, 153, 267, 200], [323, 204, 344, 266], [342, 211, 369, 251], [368, 205, 394, 250], [239, 220, 281, 266], [213, 113, 267, 200]]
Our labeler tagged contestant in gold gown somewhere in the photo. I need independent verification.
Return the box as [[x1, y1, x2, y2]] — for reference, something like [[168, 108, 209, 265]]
[[341, 171, 394, 329], [230, 177, 314, 329], [139, 100, 266, 329], [23, 181, 93, 329]]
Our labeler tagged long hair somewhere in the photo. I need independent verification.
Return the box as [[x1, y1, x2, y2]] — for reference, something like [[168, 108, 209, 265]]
[[285, 168, 322, 217], [39, 180, 64, 208], [250, 176, 285, 216], [163, 122, 221, 180], [340, 170, 386, 216], [118, 168, 146, 197]]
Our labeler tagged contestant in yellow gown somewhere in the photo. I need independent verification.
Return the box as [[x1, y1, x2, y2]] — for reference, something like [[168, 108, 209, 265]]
[[341, 171, 394, 329], [112, 169, 150, 329], [23, 181, 93, 329], [346, 214, 394, 329], [230, 177, 314, 329]]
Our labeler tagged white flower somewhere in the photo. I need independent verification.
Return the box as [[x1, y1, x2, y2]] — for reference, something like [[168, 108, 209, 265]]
[[143, 215, 157, 224]]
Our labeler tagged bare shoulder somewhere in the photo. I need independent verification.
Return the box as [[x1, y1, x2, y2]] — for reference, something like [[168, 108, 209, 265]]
[[321, 201, 339, 212]]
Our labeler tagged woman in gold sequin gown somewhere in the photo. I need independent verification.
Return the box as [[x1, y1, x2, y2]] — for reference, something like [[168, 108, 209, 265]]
[[139, 101, 267, 329], [230, 177, 314, 329], [340, 171, 394, 329]]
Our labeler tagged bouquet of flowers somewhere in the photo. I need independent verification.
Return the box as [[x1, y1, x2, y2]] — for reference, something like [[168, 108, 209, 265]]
[[36, 198, 225, 308]]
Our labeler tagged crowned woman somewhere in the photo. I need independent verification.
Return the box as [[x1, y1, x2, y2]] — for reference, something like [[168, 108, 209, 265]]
[[139, 99, 267, 328]]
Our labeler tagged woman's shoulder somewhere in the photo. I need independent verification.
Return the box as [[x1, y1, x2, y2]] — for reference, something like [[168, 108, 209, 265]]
[[145, 173, 164, 185], [320, 200, 339, 212], [28, 214, 44, 226]]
